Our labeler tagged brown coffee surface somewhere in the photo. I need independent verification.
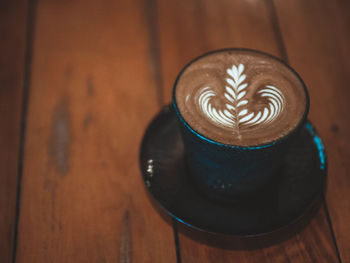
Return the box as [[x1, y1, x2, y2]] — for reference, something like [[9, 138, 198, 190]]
[[175, 50, 307, 146]]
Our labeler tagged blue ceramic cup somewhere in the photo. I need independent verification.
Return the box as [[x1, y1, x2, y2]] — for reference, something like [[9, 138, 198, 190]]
[[172, 49, 309, 199]]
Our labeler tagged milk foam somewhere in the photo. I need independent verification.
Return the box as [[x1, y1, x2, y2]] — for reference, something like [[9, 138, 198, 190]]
[[197, 64, 285, 133], [175, 50, 307, 146]]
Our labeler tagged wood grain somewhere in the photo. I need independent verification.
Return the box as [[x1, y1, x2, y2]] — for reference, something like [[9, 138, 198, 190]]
[[15, 0, 176, 262], [177, 202, 337, 263], [0, 0, 28, 262], [157, 0, 282, 104], [274, 0, 350, 261], [156, 0, 340, 262]]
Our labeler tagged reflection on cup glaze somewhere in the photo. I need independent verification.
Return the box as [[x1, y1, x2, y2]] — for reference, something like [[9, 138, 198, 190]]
[[198, 64, 285, 133]]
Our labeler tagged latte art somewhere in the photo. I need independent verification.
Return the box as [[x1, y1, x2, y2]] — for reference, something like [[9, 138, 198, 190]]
[[175, 50, 307, 146], [198, 64, 285, 131]]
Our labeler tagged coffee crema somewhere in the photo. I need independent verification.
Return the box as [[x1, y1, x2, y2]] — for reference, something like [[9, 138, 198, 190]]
[[174, 50, 307, 146]]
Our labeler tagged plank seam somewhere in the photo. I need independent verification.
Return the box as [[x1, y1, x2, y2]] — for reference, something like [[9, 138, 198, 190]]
[[145, 0, 164, 107], [266, 0, 288, 62], [12, 0, 37, 262], [323, 194, 343, 263], [267, 0, 343, 262], [172, 219, 182, 263], [144, 0, 182, 262]]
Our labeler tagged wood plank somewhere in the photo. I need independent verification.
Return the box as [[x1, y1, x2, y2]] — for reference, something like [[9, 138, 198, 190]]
[[156, 0, 339, 262], [274, 0, 350, 261], [0, 0, 28, 262], [158, 0, 282, 104], [15, 0, 176, 262], [177, 202, 337, 263]]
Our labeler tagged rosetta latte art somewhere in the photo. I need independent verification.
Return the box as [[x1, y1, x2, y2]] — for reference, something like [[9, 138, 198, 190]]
[[198, 64, 285, 131]]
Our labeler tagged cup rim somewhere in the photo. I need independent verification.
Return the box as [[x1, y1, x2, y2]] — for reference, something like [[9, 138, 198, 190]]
[[172, 48, 310, 149]]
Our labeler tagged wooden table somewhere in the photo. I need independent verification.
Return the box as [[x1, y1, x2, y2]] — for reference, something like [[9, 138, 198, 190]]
[[1, 0, 349, 262]]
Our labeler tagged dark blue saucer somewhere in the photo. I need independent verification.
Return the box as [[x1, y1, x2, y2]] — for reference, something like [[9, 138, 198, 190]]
[[139, 105, 327, 236]]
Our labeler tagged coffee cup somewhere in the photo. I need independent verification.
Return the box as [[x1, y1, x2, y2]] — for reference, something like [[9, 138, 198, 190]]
[[172, 48, 309, 199]]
